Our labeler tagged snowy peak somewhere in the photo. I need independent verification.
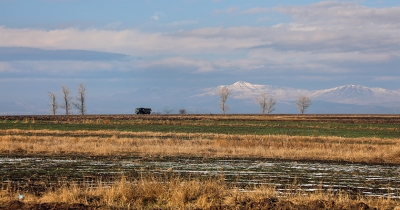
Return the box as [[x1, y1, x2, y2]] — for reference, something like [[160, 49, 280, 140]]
[[201, 81, 309, 100], [228, 81, 265, 93], [329, 84, 372, 93], [313, 84, 373, 98], [200, 81, 400, 106], [230, 81, 261, 89], [227, 81, 310, 100], [312, 84, 400, 105]]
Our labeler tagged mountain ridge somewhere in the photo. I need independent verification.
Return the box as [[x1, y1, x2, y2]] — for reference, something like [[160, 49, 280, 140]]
[[199, 81, 400, 107]]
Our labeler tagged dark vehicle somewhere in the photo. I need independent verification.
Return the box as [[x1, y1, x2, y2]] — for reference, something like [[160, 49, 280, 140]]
[[135, 108, 152, 114]]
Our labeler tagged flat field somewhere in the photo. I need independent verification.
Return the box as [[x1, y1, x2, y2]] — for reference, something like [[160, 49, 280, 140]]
[[1, 114, 400, 209], [1, 114, 400, 138]]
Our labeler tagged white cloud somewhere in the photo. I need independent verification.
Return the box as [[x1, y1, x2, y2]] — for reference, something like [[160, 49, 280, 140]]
[[136, 57, 215, 72], [0, 2, 399, 76], [0, 60, 132, 74], [275, 2, 400, 26], [0, 26, 261, 56], [136, 54, 319, 74], [0, 62, 16, 73]]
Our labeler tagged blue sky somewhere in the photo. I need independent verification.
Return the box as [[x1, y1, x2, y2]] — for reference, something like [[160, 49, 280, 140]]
[[1, 0, 400, 114]]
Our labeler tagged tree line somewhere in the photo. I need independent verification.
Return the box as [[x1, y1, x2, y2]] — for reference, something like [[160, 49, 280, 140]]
[[47, 84, 311, 115], [218, 86, 312, 114], [47, 84, 86, 115]]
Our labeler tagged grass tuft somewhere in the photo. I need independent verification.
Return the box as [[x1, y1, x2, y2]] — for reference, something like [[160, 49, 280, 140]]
[[0, 175, 398, 209]]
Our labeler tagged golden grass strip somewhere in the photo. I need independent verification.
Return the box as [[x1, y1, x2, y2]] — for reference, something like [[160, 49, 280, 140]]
[[1, 175, 399, 209], [1, 129, 400, 164]]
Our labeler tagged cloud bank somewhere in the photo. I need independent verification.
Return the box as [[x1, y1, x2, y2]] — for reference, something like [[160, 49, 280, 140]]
[[0, 2, 399, 76]]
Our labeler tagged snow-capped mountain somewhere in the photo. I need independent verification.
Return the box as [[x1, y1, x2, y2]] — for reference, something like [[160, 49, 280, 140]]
[[197, 81, 400, 109], [198, 81, 310, 101], [311, 84, 400, 105]]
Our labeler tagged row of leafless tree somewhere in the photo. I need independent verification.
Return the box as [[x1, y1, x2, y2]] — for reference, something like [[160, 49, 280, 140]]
[[48, 84, 310, 115], [47, 84, 86, 115], [218, 86, 312, 114]]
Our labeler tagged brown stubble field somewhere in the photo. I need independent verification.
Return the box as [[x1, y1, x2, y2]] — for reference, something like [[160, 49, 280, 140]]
[[1, 114, 400, 164], [1, 114, 400, 209], [1, 129, 400, 164]]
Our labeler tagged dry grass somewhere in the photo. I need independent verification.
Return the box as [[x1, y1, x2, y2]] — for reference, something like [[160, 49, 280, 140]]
[[2, 117, 399, 209], [1, 175, 399, 209], [1, 129, 400, 164]]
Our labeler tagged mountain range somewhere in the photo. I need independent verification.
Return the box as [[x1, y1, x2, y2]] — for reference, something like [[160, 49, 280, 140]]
[[193, 81, 400, 114], [1, 81, 400, 115], [201, 81, 400, 105]]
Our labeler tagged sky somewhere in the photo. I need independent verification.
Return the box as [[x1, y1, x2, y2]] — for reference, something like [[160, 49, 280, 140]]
[[0, 0, 400, 114]]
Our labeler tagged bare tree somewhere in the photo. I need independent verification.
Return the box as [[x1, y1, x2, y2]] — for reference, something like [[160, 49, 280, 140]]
[[47, 91, 58, 115], [296, 96, 312, 114], [179, 109, 187, 114], [73, 83, 86, 115], [266, 97, 277, 114], [256, 91, 276, 114], [218, 86, 230, 114], [60, 84, 72, 115]]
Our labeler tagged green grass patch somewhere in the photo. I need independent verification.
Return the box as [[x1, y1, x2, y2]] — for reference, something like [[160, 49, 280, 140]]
[[1, 118, 399, 139]]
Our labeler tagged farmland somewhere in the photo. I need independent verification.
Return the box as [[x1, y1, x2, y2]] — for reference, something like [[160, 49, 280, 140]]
[[1, 114, 400, 209], [1, 114, 400, 138]]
